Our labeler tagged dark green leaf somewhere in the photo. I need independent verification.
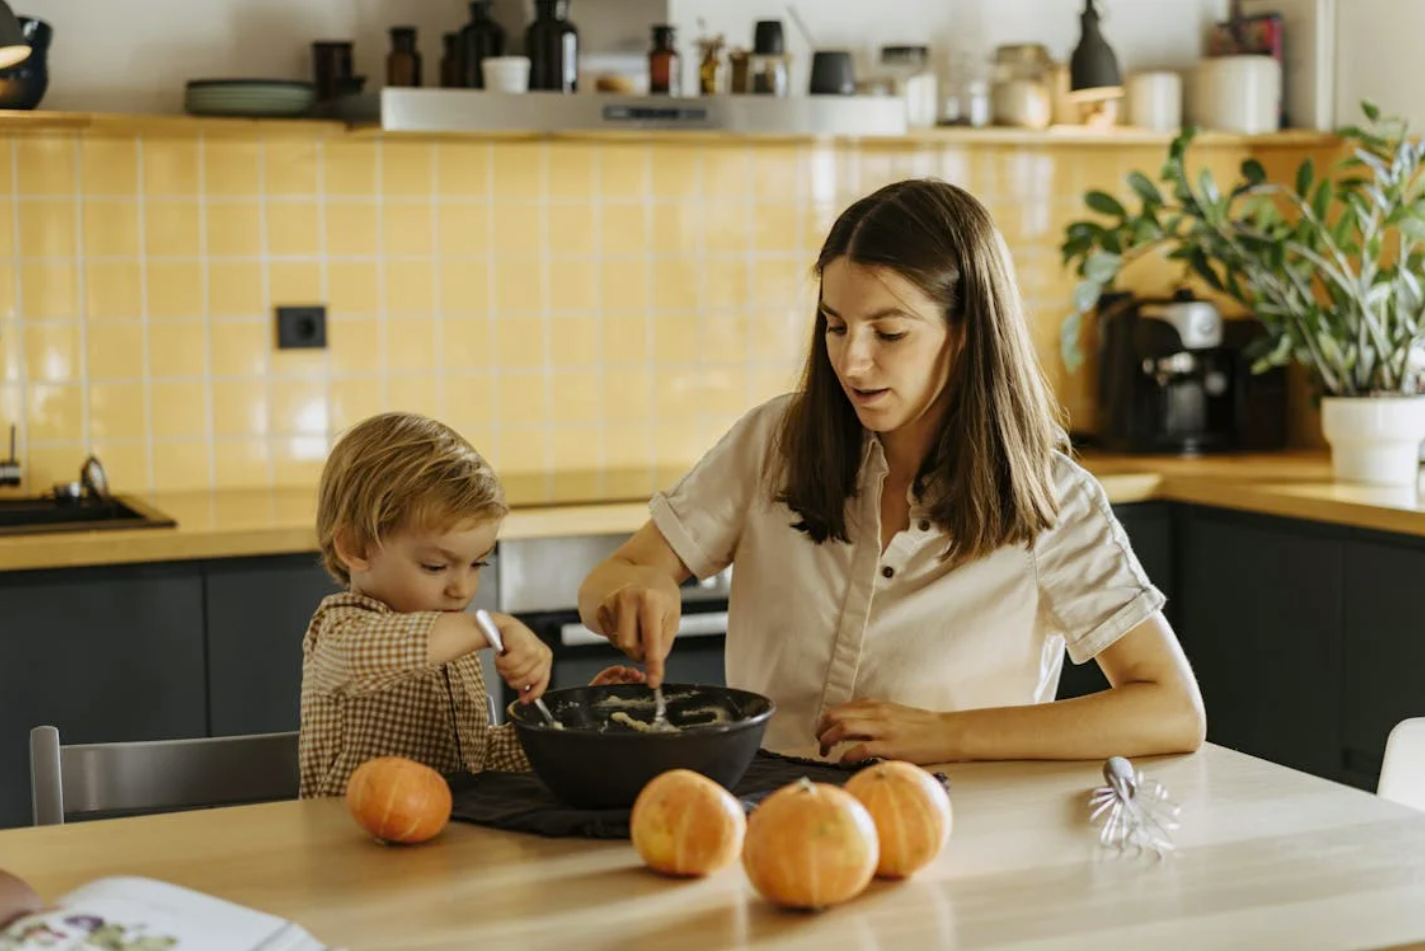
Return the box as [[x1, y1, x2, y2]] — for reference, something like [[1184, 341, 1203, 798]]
[[1127, 171, 1163, 206], [1188, 248, 1225, 292], [1311, 180, 1333, 222], [1241, 159, 1267, 185], [1085, 190, 1128, 218], [1296, 158, 1315, 197], [1102, 231, 1123, 254], [1363, 100, 1381, 123]]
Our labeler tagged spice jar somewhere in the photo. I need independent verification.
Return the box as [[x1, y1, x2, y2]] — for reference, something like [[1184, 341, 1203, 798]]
[[387, 26, 423, 88], [991, 43, 1052, 129], [440, 33, 463, 88], [649, 24, 680, 95]]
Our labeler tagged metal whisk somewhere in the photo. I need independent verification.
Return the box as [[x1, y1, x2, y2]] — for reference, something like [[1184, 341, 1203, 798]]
[[1089, 756, 1181, 857]]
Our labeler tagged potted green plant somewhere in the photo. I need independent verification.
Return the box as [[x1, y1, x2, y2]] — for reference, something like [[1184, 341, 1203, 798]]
[[1060, 101, 1425, 486]]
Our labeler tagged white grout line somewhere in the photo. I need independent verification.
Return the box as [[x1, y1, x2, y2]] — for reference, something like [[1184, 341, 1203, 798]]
[[8, 140, 25, 486], [539, 142, 553, 503], [254, 135, 276, 486], [197, 134, 215, 488], [71, 138, 92, 457], [374, 140, 389, 412], [135, 139, 156, 491], [429, 143, 444, 425], [590, 145, 606, 499], [315, 135, 332, 448], [485, 141, 499, 467]]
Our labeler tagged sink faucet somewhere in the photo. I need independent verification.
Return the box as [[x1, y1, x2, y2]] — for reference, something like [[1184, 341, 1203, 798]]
[[0, 424, 19, 488]]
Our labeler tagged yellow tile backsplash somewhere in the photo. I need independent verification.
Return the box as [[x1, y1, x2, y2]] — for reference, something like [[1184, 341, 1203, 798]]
[[0, 128, 1323, 499]]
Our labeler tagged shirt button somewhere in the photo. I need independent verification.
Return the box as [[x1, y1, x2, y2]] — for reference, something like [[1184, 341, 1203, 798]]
[[881, 565, 895, 579], [918, 519, 931, 531]]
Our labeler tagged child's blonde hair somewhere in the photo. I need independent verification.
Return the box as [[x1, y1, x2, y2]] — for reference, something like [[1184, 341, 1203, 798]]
[[317, 412, 507, 585]]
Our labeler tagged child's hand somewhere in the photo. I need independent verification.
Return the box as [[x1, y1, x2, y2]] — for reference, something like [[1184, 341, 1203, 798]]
[[590, 665, 646, 686], [492, 615, 553, 703]]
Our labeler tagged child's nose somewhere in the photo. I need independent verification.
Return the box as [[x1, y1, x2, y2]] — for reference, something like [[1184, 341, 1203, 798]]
[[446, 573, 477, 601]]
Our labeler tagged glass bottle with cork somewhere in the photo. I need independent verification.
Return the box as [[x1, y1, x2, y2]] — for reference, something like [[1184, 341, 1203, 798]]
[[649, 24, 680, 95], [387, 26, 422, 88], [461, 0, 506, 89], [527, 0, 579, 92]]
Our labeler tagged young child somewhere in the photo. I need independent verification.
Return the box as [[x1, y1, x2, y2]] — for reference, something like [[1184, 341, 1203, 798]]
[[299, 411, 638, 798]]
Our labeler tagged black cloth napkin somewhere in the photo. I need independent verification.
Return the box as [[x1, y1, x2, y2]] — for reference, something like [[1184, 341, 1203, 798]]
[[446, 750, 949, 840]]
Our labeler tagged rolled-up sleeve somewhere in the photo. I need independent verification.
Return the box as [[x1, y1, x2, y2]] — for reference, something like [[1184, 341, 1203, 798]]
[[307, 609, 439, 696], [1034, 456, 1167, 665], [650, 394, 791, 580]]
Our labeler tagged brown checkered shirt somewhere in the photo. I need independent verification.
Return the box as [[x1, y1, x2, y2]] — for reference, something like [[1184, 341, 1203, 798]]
[[298, 591, 530, 798]]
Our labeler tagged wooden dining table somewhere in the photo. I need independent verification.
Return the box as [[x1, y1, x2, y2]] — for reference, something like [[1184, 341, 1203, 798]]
[[3, 743, 1425, 950]]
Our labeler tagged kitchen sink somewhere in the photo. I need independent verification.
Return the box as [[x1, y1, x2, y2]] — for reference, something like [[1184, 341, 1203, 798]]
[[0, 495, 176, 536]]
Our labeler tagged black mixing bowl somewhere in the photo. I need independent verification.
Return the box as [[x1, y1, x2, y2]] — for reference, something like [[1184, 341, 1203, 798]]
[[507, 683, 775, 809]]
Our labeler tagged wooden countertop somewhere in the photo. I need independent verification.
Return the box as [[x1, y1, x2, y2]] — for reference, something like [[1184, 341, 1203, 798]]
[[3, 744, 1425, 950], [2, 451, 1424, 573]]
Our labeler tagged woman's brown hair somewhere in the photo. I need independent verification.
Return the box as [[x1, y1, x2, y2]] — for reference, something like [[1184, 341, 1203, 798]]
[[774, 178, 1067, 566]]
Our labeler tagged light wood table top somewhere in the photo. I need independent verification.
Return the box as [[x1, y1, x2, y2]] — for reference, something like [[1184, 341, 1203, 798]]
[[3, 744, 1425, 950]]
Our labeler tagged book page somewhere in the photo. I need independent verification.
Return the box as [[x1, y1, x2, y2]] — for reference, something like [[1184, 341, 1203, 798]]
[[0, 877, 330, 951]]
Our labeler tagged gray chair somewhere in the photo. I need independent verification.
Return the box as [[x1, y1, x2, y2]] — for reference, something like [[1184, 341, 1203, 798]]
[[29, 725, 300, 826]]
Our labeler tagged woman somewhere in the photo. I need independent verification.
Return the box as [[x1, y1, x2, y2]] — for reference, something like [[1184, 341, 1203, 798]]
[[578, 179, 1206, 765]]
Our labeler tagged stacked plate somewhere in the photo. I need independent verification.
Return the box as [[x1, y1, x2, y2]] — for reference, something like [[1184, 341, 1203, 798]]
[[184, 80, 316, 118]]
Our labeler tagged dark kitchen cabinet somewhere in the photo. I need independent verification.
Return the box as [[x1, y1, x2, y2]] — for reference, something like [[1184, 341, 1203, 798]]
[[204, 554, 340, 737], [1341, 530, 1425, 788], [0, 562, 207, 828], [1176, 507, 1346, 781]]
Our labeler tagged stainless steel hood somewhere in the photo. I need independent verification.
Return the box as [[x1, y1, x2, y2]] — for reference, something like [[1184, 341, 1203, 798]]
[[323, 89, 908, 137]]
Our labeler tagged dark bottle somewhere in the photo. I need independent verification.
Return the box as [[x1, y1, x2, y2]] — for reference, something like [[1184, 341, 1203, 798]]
[[461, 0, 506, 89], [440, 32, 464, 88], [649, 24, 680, 95], [527, 0, 579, 92], [387, 26, 423, 88]]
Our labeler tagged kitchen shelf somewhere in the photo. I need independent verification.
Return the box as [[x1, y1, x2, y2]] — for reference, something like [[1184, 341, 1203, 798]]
[[0, 108, 1342, 150]]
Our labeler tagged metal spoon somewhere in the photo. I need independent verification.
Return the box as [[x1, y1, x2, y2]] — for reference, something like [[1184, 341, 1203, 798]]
[[649, 683, 675, 733], [474, 609, 559, 728]]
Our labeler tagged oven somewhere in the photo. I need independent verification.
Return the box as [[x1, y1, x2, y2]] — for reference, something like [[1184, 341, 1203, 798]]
[[485, 533, 731, 721]]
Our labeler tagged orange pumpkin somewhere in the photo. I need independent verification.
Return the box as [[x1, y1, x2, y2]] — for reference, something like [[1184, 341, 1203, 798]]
[[742, 778, 879, 911], [630, 769, 746, 877], [844, 760, 952, 879], [346, 756, 452, 845]]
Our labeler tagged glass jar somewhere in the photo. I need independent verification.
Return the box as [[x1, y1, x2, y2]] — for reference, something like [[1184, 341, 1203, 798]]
[[387, 27, 422, 88], [649, 24, 680, 95], [879, 45, 938, 128], [991, 43, 1052, 129]]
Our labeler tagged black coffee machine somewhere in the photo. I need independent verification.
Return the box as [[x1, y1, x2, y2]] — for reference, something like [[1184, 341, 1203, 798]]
[[1096, 289, 1287, 454]]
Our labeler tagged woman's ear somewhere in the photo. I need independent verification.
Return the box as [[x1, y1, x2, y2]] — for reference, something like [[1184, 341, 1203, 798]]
[[333, 529, 371, 574]]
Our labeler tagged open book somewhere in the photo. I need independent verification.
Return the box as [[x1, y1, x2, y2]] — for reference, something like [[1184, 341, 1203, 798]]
[[0, 876, 335, 951]]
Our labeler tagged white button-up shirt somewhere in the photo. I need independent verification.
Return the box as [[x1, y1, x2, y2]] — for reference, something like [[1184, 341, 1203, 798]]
[[650, 395, 1165, 753]]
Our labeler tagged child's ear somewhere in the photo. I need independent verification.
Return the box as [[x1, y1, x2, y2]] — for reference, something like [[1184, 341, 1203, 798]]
[[333, 529, 372, 574]]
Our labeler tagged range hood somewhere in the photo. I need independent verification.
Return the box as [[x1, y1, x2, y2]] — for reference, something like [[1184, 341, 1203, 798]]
[[322, 89, 908, 137]]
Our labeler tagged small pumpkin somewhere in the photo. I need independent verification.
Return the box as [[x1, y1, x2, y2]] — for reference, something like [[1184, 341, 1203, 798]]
[[742, 778, 879, 911], [346, 756, 452, 845], [844, 760, 952, 879], [630, 769, 746, 877]]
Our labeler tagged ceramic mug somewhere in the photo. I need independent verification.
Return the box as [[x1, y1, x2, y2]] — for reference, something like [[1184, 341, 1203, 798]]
[[482, 56, 531, 94], [1127, 71, 1182, 130]]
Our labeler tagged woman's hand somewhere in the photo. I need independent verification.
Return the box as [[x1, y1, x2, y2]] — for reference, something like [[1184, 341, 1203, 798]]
[[589, 665, 646, 686], [591, 569, 682, 688], [816, 699, 954, 765]]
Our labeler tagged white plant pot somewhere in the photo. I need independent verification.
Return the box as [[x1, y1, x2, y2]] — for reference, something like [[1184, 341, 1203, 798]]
[[1320, 396, 1425, 486]]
